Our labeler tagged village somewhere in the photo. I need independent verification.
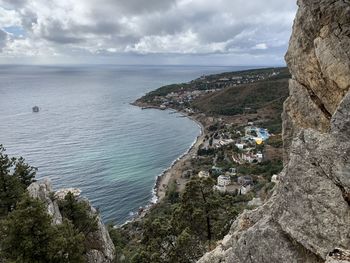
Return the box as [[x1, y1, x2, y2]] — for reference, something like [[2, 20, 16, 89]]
[[135, 67, 286, 207], [138, 68, 282, 112], [186, 121, 279, 202]]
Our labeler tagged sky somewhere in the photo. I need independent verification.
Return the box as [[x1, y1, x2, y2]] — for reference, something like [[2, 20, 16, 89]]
[[0, 0, 297, 65]]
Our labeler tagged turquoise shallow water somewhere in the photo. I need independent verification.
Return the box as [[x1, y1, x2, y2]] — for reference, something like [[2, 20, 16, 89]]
[[0, 64, 250, 223]]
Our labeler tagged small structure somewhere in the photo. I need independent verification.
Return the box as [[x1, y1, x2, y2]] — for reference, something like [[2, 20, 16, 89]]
[[256, 152, 263, 163], [217, 175, 231, 187], [271, 174, 279, 184], [211, 166, 223, 176], [235, 143, 245, 150], [198, 171, 210, 178], [214, 175, 232, 193], [237, 175, 253, 186], [242, 152, 262, 163], [32, 106, 39, 113], [229, 167, 237, 175], [239, 185, 252, 195]]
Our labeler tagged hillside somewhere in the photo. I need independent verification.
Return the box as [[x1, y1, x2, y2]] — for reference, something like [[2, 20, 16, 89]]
[[199, 0, 350, 262], [192, 75, 289, 116], [135, 67, 290, 135]]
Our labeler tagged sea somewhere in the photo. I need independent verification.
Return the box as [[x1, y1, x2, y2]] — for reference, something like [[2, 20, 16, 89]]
[[0, 64, 251, 224]]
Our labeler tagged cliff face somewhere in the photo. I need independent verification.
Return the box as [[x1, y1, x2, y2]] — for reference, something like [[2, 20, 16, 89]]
[[28, 180, 116, 263], [198, 1, 350, 262]]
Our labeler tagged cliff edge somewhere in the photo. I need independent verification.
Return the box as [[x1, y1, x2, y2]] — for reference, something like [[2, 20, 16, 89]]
[[28, 180, 116, 263], [198, 1, 350, 262]]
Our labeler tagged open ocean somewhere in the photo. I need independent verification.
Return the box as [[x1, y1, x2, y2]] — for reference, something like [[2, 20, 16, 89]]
[[0, 64, 250, 224]]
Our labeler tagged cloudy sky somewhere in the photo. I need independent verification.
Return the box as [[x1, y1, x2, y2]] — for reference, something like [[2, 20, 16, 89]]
[[0, 0, 297, 65]]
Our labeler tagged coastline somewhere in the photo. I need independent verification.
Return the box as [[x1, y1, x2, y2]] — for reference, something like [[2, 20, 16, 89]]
[[154, 112, 205, 202], [127, 102, 206, 223]]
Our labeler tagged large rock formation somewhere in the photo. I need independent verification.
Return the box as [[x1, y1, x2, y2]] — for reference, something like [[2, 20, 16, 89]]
[[28, 180, 116, 263], [198, 0, 350, 262]]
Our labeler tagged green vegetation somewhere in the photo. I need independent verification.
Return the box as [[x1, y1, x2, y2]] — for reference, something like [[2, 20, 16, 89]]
[[0, 145, 98, 262], [142, 83, 191, 99], [192, 78, 288, 117], [109, 177, 249, 262], [0, 145, 36, 217], [237, 160, 283, 179], [0, 195, 85, 263], [115, 67, 287, 261], [58, 192, 98, 236], [137, 67, 290, 133]]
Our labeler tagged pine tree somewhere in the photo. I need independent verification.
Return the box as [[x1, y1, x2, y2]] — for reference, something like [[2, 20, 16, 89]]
[[0, 195, 85, 262]]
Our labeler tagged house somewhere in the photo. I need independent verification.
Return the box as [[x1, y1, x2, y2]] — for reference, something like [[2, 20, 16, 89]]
[[229, 167, 237, 175], [235, 143, 245, 150], [256, 152, 263, 162], [211, 166, 223, 176], [271, 174, 279, 183], [198, 171, 210, 178], [219, 139, 234, 146], [242, 152, 262, 163], [242, 153, 256, 163], [239, 184, 251, 195], [217, 175, 231, 186], [237, 175, 253, 186]]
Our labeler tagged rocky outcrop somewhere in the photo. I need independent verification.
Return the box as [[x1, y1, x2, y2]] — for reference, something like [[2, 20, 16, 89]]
[[283, 0, 350, 161], [85, 204, 116, 263], [27, 179, 63, 225], [199, 0, 350, 262], [28, 180, 116, 263]]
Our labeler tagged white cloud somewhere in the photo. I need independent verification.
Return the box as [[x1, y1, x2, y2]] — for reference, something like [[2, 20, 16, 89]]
[[253, 43, 268, 50], [0, 7, 21, 27], [0, 0, 297, 64]]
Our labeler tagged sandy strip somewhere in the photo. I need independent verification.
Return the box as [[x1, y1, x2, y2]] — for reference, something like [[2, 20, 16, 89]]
[[124, 105, 206, 224], [155, 114, 205, 201]]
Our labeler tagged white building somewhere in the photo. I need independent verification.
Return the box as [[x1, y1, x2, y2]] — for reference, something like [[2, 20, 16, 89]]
[[217, 175, 231, 186], [239, 185, 251, 195], [198, 171, 210, 178], [256, 152, 263, 163], [271, 174, 279, 184], [214, 185, 226, 193], [235, 143, 245, 150]]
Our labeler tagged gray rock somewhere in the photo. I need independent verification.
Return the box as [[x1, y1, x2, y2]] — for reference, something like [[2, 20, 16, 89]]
[[326, 248, 350, 263], [85, 204, 116, 263], [27, 179, 62, 225], [27, 181, 116, 262], [198, 0, 350, 262]]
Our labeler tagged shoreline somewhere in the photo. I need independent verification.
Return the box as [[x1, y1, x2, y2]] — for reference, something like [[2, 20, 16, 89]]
[[154, 111, 205, 202], [125, 103, 206, 224]]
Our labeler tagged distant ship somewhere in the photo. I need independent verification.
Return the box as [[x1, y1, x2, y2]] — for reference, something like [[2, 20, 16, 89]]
[[32, 106, 39, 113]]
